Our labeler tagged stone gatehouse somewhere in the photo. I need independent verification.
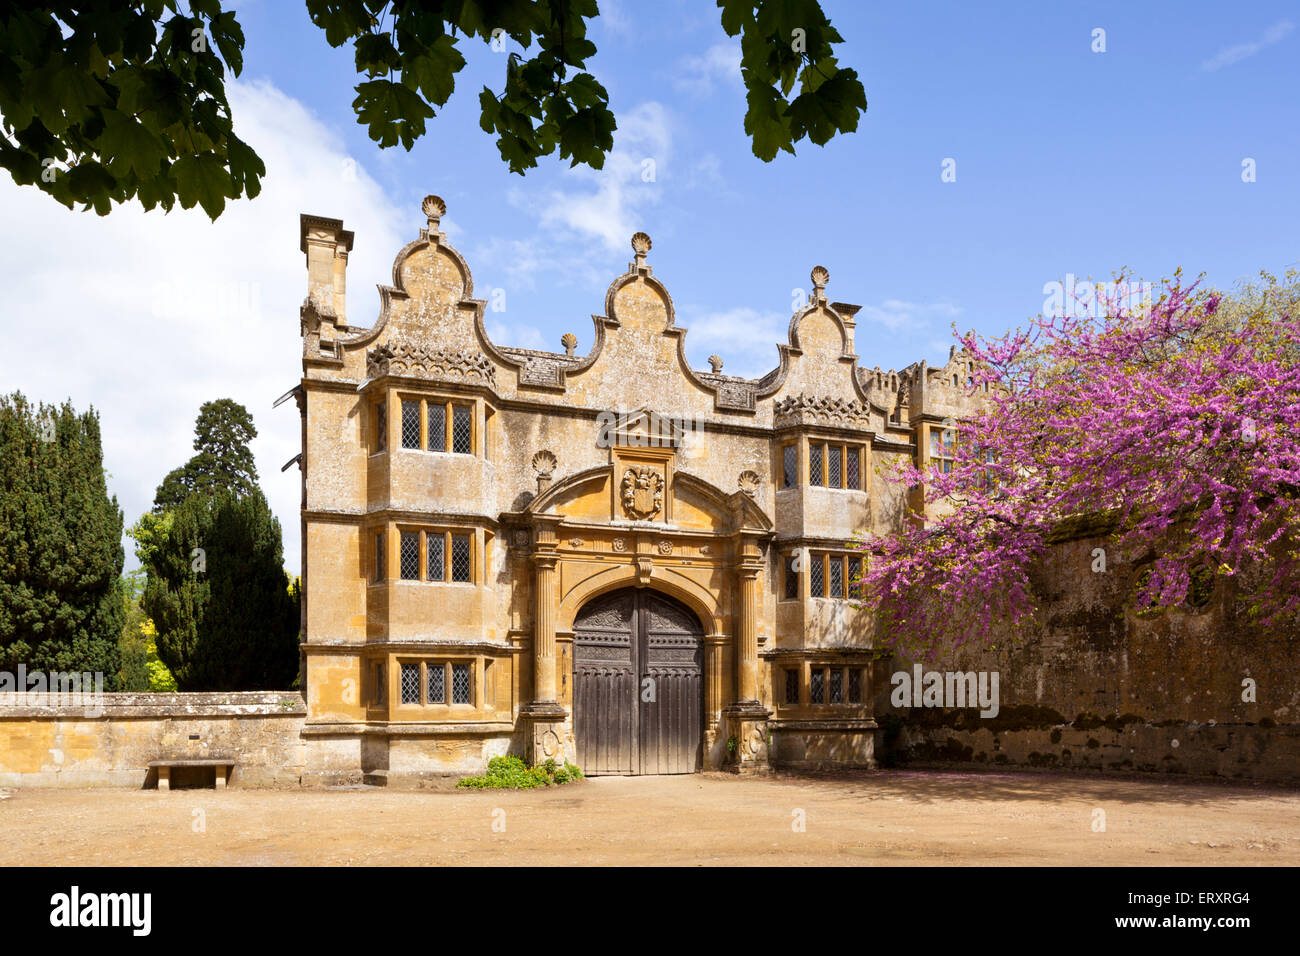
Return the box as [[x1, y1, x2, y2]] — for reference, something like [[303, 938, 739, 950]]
[[294, 195, 980, 785]]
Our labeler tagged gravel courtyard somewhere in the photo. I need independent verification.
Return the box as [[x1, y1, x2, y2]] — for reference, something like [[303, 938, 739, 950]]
[[4, 770, 1298, 866]]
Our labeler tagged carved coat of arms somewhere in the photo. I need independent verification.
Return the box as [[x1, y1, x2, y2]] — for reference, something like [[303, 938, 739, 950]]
[[620, 467, 664, 520]]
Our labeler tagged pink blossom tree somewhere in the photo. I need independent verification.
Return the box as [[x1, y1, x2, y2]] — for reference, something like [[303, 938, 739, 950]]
[[856, 271, 1300, 659]]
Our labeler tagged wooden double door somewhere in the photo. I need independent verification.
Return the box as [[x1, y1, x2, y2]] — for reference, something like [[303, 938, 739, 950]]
[[573, 588, 704, 775]]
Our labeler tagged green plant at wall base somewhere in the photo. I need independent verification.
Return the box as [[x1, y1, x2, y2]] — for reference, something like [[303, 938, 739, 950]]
[[457, 755, 584, 790], [726, 735, 738, 754]]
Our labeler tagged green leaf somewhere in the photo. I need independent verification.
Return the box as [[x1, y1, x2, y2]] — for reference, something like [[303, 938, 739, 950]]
[[743, 78, 793, 162], [557, 105, 614, 169], [173, 152, 231, 220], [405, 32, 465, 106], [355, 32, 402, 76], [788, 67, 867, 145], [96, 110, 168, 179], [717, 0, 754, 36], [353, 79, 434, 149]]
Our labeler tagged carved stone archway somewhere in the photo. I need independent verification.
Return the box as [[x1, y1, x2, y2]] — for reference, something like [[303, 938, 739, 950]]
[[511, 470, 773, 772]]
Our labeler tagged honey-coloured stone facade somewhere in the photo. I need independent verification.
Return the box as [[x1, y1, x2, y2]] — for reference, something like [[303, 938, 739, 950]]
[[294, 196, 979, 784]]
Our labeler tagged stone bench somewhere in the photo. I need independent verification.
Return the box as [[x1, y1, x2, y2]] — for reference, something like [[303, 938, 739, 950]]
[[148, 758, 235, 791]]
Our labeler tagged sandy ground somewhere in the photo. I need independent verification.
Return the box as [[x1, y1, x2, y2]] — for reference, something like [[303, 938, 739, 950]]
[[2, 770, 1298, 866]]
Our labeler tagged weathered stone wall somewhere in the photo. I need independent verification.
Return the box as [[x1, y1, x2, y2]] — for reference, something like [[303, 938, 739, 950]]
[[874, 534, 1300, 783], [0, 692, 307, 788]]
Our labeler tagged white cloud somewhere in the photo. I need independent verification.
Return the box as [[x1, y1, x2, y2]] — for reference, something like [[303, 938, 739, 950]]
[[857, 299, 963, 331], [486, 318, 549, 352], [597, 0, 635, 40], [681, 298, 965, 379], [680, 306, 789, 379], [672, 42, 743, 97], [526, 101, 672, 251], [468, 234, 608, 293], [0, 78, 407, 572], [1202, 19, 1293, 71]]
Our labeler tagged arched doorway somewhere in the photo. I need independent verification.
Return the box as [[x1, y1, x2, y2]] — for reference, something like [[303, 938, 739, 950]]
[[573, 588, 704, 775]]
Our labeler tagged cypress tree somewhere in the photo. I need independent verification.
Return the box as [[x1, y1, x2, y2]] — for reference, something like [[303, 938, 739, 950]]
[[0, 393, 124, 684], [139, 401, 299, 690]]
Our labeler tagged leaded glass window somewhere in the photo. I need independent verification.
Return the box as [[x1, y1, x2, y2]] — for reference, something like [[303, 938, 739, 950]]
[[400, 531, 419, 580], [450, 534, 471, 582], [400, 663, 419, 704], [452, 405, 472, 454], [401, 400, 421, 449], [428, 402, 446, 452], [810, 668, 825, 704], [782, 445, 797, 488], [427, 663, 445, 704], [785, 669, 799, 705], [426, 532, 445, 581], [452, 662, 471, 704]]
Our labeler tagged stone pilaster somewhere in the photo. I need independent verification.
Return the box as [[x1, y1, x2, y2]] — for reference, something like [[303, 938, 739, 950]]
[[723, 540, 771, 772], [520, 519, 568, 765], [532, 551, 559, 703]]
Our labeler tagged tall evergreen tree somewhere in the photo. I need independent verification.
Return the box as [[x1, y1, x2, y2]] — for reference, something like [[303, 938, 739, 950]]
[[0, 393, 124, 683], [138, 400, 299, 690], [153, 399, 259, 510]]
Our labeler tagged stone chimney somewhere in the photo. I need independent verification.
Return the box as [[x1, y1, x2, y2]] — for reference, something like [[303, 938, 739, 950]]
[[299, 214, 354, 327]]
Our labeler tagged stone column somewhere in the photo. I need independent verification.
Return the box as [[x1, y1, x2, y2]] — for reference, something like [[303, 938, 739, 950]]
[[532, 552, 559, 704], [520, 519, 568, 766], [721, 536, 772, 773], [736, 565, 760, 704]]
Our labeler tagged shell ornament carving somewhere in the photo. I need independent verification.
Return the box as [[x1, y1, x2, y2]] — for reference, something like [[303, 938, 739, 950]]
[[422, 194, 446, 226], [620, 466, 664, 520], [738, 470, 761, 497], [531, 449, 557, 478]]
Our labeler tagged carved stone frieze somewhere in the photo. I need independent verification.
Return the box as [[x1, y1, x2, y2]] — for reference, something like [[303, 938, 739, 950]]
[[367, 336, 496, 386], [773, 393, 872, 430]]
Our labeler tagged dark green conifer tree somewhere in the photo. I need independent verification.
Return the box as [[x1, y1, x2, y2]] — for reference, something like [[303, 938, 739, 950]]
[[139, 400, 299, 690], [0, 393, 124, 684]]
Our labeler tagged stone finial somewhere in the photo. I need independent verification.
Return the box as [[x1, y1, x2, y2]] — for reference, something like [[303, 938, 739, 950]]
[[422, 194, 446, 229], [561, 332, 578, 356], [631, 231, 652, 267], [811, 265, 829, 295], [708, 354, 724, 373]]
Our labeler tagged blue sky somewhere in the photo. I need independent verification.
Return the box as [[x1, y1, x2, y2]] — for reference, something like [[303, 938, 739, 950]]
[[2, 0, 1297, 570], [238, 0, 1300, 372]]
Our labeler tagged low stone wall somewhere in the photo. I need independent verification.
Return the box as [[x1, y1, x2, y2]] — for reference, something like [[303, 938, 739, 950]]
[[0, 692, 306, 788], [880, 709, 1300, 783], [874, 532, 1300, 785]]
